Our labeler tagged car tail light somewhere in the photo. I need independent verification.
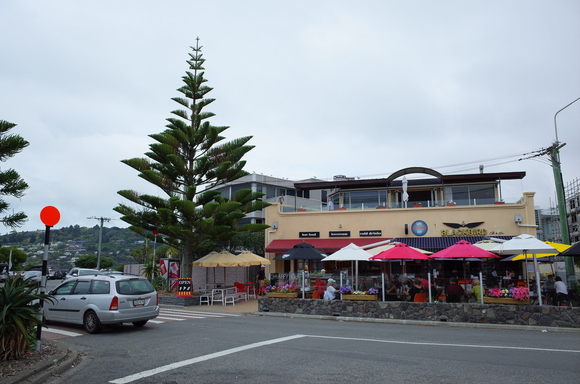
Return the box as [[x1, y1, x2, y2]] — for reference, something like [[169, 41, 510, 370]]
[[109, 296, 119, 310]]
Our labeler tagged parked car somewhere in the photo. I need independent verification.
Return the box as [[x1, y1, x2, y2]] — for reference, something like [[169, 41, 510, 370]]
[[53, 269, 69, 280], [22, 270, 42, 286], [65, 268, 103, 280], [43, 274, 159, 333]]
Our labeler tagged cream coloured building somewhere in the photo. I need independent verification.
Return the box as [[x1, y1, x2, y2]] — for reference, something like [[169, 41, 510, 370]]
[[264, 167, 537, 279]]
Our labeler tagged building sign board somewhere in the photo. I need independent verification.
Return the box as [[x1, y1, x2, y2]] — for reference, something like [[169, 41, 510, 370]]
[[299, 232, 320, 238], [360, 230, 382, 237], [411, 220, 428, 236], [329, 231, 351, 237]]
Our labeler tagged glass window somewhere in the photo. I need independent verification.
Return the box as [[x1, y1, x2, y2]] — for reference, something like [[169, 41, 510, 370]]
[[91, 280, 110, 294], [451, 186, 469, 205], [116, 279, 154, 295], [73, 281, 91, 295], [349, 191, 380, 209], [266, 186, 276, 199], [469, 185, 495, 204], [55, 281, 76, 295]]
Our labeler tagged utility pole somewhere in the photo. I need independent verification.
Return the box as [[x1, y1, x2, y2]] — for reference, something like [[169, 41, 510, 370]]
[[88, 216, 111, 270], [552, 97, 579, 285]]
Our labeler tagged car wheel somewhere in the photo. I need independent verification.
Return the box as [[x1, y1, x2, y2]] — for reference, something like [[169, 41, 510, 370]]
[[83, 310, 102, 334], [132, 320, 148, 327]]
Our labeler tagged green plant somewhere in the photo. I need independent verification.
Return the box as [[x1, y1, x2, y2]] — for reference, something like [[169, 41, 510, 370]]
[[0, 276, 54, 360], [141, 262, 160, 281], [152, 276, 169, 291]]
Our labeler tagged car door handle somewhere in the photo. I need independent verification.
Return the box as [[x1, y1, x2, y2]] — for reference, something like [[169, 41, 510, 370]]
[[60, 297, 66, 301], [80, 296, 87, 300]]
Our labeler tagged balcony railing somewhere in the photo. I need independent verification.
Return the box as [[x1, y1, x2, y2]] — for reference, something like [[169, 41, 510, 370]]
[[282, 197, 521, 213]]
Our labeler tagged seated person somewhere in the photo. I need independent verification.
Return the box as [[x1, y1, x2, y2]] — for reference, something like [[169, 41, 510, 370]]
[[542, 274, 556, 305], [419, 274, 438, 299], [406, 279, 425, 301], [323, 279, 338, 300], [470, 278, 483, 303], [385, 276, 402, 301], [445, 277, 465, 303], [554, 276, 569, 306], [314, 277, 327, 297]]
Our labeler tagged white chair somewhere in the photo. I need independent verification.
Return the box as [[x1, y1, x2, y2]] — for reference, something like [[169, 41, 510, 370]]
[[199, 293, 211, 305]]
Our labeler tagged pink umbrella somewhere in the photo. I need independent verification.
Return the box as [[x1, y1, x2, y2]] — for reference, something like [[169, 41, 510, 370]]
[[431, 240, 500, 259], [431, 240, 500, 282], [369, 243, 432, 261]]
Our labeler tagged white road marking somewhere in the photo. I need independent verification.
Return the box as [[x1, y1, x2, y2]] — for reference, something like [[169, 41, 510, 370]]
[[310, 335, 580, 353], [109, 334, 307, 384], [42, 328, 83, 337]]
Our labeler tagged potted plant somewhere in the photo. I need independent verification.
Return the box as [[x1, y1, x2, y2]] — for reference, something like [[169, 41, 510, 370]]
[[446, 201, 457, 206], [265, 283, 299, 298], [483, 287, 530, 304], [412, 202, 422, 208], [339, 286, 379, 301]]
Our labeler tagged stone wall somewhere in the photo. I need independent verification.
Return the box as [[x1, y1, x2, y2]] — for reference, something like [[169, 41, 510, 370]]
[[258, 298, 580, 328]]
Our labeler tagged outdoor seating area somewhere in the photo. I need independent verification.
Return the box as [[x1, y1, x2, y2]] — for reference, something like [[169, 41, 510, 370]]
[[261, 236, 578, 307]]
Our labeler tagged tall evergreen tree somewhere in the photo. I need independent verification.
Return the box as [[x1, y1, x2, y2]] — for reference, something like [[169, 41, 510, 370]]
[[115, 38, 269, 278], [0, 120, 29, 228]]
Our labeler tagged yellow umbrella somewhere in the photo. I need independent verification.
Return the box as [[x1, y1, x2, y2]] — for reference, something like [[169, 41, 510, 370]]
[[510, 241, 571, 261], [236, 251, 271, 266]]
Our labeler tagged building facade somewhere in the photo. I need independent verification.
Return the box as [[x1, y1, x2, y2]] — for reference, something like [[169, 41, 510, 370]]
[[263, 167, 537, 277]]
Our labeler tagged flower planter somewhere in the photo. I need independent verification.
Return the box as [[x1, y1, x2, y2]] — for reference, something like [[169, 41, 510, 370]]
[[484, 297, 529, 305], [412, 205, 422, 208], [337, 207, 347, 211], [266, 292, 299, 298], [446, 203, 457, 206], [494, 201, 505, 205], [297, 209, 306, 212], [342, 294, 378, 301]]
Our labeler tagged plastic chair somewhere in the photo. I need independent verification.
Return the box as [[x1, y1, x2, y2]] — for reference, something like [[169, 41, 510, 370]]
[[234, 282, 248, 301], [246, 281, 257, 299], [413, 292, 428, 302]]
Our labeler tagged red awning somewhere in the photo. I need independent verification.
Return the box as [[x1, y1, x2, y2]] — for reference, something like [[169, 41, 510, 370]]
[[266, 238, 391, 254]]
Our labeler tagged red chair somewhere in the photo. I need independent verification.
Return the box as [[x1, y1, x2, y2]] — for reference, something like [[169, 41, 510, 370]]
[[234, 282, 248, 301], [245, 281, 257, 299], [413, 292, 428, 302]]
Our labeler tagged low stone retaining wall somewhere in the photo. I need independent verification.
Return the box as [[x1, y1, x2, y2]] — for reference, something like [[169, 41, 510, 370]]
[[258, 298, 580, 328], [159, 296, 200, 306]]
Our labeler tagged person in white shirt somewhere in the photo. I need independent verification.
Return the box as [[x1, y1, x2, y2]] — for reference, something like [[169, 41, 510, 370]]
[[554, 276, 569, 306], [324, 278, 337, 300]]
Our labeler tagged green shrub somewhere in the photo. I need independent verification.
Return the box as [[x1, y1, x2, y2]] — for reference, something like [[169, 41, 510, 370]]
[[0, 276, 54, 360]]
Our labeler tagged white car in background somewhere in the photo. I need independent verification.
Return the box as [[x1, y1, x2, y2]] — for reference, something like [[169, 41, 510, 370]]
[[44, 274, 159, 333]]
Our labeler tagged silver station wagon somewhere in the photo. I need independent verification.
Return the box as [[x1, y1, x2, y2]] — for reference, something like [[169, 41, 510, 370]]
[[44, 274, 159, 333]]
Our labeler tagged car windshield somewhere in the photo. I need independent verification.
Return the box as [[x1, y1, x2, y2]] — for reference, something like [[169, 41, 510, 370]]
[[116, 279, 154, 295]]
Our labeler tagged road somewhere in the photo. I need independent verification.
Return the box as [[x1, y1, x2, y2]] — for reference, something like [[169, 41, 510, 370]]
[[44, 310, 579, 384]]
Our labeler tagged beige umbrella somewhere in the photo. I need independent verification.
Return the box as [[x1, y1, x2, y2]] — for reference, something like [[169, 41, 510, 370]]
[[192, 251, 251, 285], [192, 251, 251, 267], [236, 251, 271, 265]]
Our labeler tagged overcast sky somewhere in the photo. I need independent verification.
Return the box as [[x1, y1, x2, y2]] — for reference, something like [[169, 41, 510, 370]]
[[1, 1, 579, 233]]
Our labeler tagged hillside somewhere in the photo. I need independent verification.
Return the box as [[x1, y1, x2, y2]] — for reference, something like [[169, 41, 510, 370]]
[[0, 225, 147, 271]]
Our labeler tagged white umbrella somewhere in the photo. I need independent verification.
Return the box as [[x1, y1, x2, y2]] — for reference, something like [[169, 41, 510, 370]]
[[323, 243, 372, 290], [490, 234, 557, 305]]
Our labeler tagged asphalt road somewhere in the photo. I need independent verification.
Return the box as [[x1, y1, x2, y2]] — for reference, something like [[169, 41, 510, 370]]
[[43, 310, 580, 384]]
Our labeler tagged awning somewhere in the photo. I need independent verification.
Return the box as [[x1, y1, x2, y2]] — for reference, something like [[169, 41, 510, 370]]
[[266, 238, 391, 254], [392, 236, 512, 254]]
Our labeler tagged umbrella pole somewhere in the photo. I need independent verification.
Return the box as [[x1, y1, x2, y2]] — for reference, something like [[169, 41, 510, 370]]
[[479, 271, 484, 304], [427, 272, 432, 303], [382, 272, 385, 302], [533, 254, 543, 305]]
